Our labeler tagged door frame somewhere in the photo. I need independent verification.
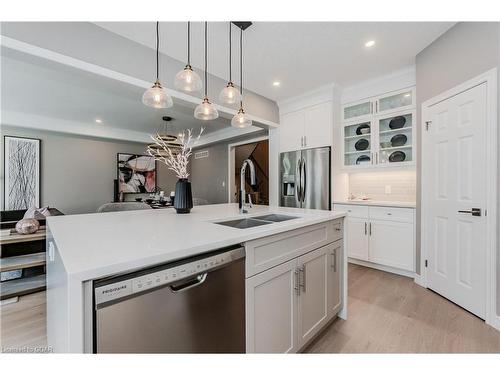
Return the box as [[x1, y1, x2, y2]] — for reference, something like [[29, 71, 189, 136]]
[[227, 135, 269, 203], [420, 68, 498, 330]]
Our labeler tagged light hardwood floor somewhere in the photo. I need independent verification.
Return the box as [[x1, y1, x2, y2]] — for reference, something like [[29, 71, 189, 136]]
[[305, 264, 500, 353], [2, 264, 500, 353]]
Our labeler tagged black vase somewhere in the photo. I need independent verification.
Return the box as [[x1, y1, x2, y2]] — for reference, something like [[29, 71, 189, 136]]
[[174, 178, 193, 214]]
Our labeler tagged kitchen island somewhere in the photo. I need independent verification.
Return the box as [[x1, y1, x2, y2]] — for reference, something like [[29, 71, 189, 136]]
[[46, 204, 346, 353]]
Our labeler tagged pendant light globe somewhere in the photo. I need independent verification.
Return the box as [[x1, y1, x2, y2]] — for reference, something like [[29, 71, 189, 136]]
[[231, 107, 252, 128]]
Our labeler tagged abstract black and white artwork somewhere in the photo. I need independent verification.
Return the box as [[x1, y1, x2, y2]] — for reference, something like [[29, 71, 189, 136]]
[[117, 153, 156, 194], [4, 136, 41, 210]]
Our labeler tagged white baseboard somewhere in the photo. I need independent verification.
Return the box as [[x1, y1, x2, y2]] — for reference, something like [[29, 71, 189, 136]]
[[413, 273, 426, 288], [348, 258, 416, 279]]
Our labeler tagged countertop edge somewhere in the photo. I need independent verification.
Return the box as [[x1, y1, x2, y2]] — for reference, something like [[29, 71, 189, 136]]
[[333, 200, 416, 209]]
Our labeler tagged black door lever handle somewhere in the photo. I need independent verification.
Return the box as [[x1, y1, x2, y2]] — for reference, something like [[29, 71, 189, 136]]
[[458, 208, 481, 217]]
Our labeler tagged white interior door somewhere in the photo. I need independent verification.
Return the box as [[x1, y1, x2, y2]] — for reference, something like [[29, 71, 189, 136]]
[[423, 83, 487, 318]]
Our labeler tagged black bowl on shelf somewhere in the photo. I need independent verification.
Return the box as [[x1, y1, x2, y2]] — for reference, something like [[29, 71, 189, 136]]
[[389, 150, 406, 162], [356, 154, 371, 165], [145, 198, 154, 204], [390, 134, 408, 147], [389, 116, 406, 130], [355, 123, 371, 135], [354, 138, 369, 151], [135, 197, 143, 202]]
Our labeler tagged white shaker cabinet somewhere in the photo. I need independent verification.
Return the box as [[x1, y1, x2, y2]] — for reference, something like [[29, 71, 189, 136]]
[[335, 204, 415, 274], [279, 101, 332, 152], [245, 219, 344, 353], [297, 246, 329, 348], [245, 259, 298, 354]]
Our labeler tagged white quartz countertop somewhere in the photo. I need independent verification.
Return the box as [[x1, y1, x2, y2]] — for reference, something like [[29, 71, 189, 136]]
[[333, 200, 416, 208], [47, 204, 345, 281]]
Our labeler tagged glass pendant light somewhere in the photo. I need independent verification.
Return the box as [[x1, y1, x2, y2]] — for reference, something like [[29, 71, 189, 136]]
[[231, 25, 252, 128], [142, 22, 173, 109], [194, 22, 219, 121], [219, 22, 242, 105], [174, 22, 202, 93]]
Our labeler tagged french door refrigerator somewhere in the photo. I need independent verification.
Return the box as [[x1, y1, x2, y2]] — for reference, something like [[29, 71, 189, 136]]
[[280, 146, 331, 210]]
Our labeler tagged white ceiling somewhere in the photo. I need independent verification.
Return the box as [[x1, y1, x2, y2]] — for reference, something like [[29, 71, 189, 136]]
[[95, 22, 454, 102], [1, 48, 233, 138]]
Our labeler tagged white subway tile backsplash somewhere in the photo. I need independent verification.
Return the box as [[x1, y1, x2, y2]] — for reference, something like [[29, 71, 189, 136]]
[[348, 170, 416, 202]]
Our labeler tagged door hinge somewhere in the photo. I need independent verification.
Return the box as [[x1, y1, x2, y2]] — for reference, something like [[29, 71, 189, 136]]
[[425, 260, 428, 268], [425, 121, 432, 131]]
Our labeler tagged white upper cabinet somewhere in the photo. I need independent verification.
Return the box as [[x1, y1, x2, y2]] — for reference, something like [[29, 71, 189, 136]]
[[342, 98, 373, 121], [279, 101, 332, 152], [280, 110, 305, 153], [341, 86, 416, 169], [304, 102, 333, 149]]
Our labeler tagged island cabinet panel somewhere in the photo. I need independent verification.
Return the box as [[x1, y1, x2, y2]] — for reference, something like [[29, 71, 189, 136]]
[[327, 240, 343, 318], [245, 259, 298, 353], [297, 246, 329, 347], [245, 220, 345, 353], [245, 220, 339, 278]]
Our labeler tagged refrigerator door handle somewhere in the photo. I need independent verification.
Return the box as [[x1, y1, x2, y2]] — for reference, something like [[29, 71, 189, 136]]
[[301, 158, 306, 203], [295, 158, 302, 203]]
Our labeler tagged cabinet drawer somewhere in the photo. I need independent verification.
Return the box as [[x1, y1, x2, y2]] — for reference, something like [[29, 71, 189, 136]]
[[368, 206, 414, 223], [334, 204, 369, 218], [245, 220, 340, 278]]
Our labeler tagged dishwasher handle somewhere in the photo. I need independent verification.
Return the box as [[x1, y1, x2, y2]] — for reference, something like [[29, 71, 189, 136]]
[[170, 273, 208, 293]]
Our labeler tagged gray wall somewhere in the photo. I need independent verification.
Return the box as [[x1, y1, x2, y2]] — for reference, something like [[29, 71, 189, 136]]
[[0, 22, 279, 124], [1, 125, 178, 214], [190, 131, 267, 204], [415, 22, 500, 314]]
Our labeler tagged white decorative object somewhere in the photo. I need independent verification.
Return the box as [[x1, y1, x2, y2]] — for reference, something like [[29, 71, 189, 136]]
[[15, 218, 40, 235], [147, 128, 204, 179]]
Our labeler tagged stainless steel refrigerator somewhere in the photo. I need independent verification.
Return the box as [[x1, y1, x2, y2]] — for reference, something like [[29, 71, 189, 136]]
[[280, 146, 331, 210]]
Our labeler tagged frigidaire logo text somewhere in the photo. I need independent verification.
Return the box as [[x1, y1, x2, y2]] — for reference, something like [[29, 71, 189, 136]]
[[102, 285, 127, 294]]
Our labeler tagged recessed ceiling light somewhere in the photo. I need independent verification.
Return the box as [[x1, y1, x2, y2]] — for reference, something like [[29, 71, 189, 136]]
[[95, 119, 102, 124], [365, 40, 376, 48], [404, 93, 411, 97], [272, 81, 281, 87]]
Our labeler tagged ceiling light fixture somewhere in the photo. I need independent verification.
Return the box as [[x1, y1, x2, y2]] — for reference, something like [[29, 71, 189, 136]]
[[194, 22, 219, 121], [95, 119, 102, 123], [365, 40, 376, 48], [147, 116, 182, 157], [272, 81, 281, 87], [219, 22, 242, 105], [231, 22, 253, 129], [142, 22, 173, 109], [174, 22, 202, 93]]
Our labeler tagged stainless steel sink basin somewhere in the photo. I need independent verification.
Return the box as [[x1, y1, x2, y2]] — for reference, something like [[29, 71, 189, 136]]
[[251, 214, 298, 222], [215, 218, 272, 229]]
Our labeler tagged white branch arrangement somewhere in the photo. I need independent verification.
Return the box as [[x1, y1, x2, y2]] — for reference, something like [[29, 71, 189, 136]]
[[147, 128, 204, 179]]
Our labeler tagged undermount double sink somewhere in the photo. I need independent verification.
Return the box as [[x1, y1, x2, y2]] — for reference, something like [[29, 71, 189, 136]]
[[215, 214, 298, 229]]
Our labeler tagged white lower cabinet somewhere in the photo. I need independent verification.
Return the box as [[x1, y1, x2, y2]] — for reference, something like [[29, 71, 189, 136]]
[[245, 259, 298, 353], [246, 239, 343, 353], [345, 217, 369, 261], [335, 204, 415, 273]]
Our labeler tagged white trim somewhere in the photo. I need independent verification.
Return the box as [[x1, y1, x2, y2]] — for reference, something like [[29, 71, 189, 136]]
[[341, 65, 416, 104], [0, 36, 280, 130], [348, 258, 417, 279], [227, 135, 269, 203], [420, 67, 498, 330], [278, 84, 335, 115]]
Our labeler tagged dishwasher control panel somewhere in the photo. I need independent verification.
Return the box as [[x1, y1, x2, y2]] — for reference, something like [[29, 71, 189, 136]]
[[94, 247, 244, 306]]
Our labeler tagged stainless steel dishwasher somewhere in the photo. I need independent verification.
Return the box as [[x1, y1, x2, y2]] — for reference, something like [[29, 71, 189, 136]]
[[92, 245, 245, 353]]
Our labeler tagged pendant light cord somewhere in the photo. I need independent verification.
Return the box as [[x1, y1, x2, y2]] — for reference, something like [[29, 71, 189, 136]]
[[229, 22, 232, 82], [239, 27, 243, 107], [187, 21, 191, 66], [156, 21, 159, 81], [204, 21, 208, 98]]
